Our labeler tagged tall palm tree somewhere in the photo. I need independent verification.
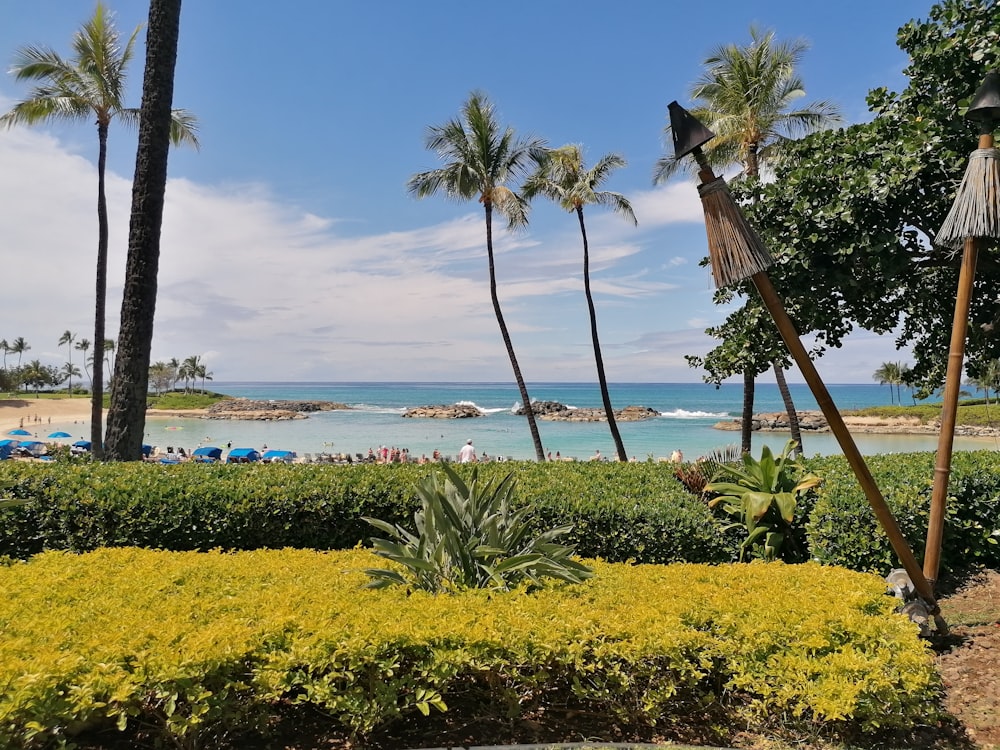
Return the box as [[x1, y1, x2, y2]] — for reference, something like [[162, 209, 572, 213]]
[[407, 91, 547, 461], [523, 145, 636, 461], [10, 337, 30, 368], [105, 0, 193, 461], [1, 2, 198, 458], [0, 339, 8, 372], [58, 330, 76, 397], [654, 25, 840, 455], [75, 338, 92, 388]]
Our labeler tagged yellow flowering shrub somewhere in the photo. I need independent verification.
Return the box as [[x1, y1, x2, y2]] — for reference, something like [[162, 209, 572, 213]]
[[0, 549, 939, 748]]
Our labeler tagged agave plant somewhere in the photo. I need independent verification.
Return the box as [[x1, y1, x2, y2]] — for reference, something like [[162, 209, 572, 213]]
[[704, 439, 821, 562], [363, 464, 593, 592]]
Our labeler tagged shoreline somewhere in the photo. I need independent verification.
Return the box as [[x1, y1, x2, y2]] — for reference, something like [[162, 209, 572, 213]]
[[713, 410, 1000, 438]]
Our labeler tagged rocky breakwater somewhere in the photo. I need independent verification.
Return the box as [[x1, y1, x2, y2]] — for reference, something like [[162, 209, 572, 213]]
[[714, 411, 831, 432], [402, 404, 485, 419], [513, 402, 660, 422], [714, 409, 1000, 437], [204, 398, 350, 421]]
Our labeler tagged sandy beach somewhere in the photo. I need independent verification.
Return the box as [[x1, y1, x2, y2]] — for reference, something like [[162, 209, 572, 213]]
[[0, 397, 97, 435]]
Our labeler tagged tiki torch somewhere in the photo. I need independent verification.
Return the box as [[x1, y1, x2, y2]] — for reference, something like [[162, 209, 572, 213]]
[[924, 71, 1000, 587], [668, 101, 940, 616]]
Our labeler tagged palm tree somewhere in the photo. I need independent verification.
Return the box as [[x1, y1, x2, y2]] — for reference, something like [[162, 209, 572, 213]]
[[58, 330, 77, 397], [180, 355, 200, 393], [873, 361, 903, 405], [523, 145, 636, 461], [967, 359, 1000, 405], [105, 0, 196, 461], [61, 362, 82, 394], [0, 339, 7, 372], [655, 25, 840, 456], [9, 337, 30, 368], [1, 2, 198, 458], [407, 91, 547, 461], [75, 338, 92, 388]]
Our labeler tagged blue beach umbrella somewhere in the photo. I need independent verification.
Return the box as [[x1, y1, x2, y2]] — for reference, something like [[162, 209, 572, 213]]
[[8, 429, 31, 436], [48, 431, 72, 439]]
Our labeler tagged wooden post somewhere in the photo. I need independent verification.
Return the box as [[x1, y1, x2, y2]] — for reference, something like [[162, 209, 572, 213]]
[[751, 272, 939, 611]]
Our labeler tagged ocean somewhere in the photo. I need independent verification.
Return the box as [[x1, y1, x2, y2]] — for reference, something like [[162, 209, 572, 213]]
[[48, 382, 1000, 461]]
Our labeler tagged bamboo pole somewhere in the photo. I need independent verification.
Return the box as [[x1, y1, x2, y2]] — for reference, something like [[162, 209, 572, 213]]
[[924, 236, 979, 585], [752, 272, 939, 612], [924, 130, 996, 585]]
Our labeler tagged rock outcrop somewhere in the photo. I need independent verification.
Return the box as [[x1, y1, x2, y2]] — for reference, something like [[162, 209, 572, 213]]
[[713, 409, 1000, 437], [203, 398, 350, 421], [402, 404, 485, 419], [513, 402, 660, 422]]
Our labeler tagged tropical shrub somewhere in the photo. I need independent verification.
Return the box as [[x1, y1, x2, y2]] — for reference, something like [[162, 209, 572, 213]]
[[0, 548, 940, 749], [364, 464, 592, 591], [805, 451, 1000, 574], [705, 440, 821, 562], [0, 461, 732, 563]]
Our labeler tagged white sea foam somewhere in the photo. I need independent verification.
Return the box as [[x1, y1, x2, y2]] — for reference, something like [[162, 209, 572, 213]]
[[454, 400, 507, 415], [659, 409, 730, 419]]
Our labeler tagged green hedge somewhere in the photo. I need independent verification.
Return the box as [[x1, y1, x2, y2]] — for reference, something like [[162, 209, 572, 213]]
[[4, 451, 998, 574], [0, 461, 732, 564], [804, 451, 1000, 574], [0, 548, 940, 749]]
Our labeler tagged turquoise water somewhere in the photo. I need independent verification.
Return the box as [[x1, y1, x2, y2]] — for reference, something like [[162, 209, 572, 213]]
[[47, 382, 1000, 461]]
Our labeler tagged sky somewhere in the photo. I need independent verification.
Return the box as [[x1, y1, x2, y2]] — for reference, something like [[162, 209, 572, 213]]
[[0, 0, 936, 384]]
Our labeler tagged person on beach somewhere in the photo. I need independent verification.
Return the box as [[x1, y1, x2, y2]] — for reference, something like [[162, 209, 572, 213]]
[[591, 449, 602, 461], [458, 439, 476, 463], [670, 449, 683, 463]]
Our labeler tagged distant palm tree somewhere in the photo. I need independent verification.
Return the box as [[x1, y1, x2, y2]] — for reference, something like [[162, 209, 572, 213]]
[[10, 337, 30, 368], [59, 330, 77, 397], [0, 339, 7, 372], [61, 362, 82, 394], [407, 91, 547, 461], [75, 338, 92, 388], [1, 2, 198, 457], [967, 359, 1000, 405], [873, 361, 904, 405], [524, 144, 636, 461], [655, 25, 840, 456]]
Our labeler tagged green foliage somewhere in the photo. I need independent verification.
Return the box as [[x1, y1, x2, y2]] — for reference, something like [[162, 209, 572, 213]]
[[0, 461, 732, 564], [146, 390, 226, 409], [0, 548, 940, 748], [364, 464, 592, 592], [705, 440, 821, 561], [805, 451, 1000, 574], [730, 0, 1000, 393]]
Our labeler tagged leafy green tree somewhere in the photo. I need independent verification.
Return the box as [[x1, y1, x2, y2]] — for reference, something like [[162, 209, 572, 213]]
[[106, 0, 192, 461], [736, 1, 1000, 398], [523, 145, 636, 461], [58, 331, 76, 397], [408, 91, 547, 461], [659, 26, 840, 455], [1, 2, 198, 458]]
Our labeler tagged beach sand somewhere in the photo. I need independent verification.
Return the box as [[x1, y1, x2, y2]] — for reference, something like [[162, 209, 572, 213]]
[[1, 397, 97, 435]]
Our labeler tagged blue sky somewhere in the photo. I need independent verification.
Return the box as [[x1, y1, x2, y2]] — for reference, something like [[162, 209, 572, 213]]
[[0, 0, 931, 383]]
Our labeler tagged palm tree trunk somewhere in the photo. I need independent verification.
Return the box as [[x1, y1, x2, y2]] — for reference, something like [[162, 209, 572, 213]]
[[91, 121, 110, 459], [741, 369, 755, 453], [485, 203, 545, 461], [578, 207, 626, 461], [105, 0, 181, 460], [773, 362, 802, 456]]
